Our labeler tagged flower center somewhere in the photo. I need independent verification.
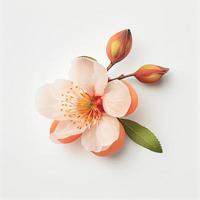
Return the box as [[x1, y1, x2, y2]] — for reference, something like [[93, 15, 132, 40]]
[[60, 82, 104, 129]]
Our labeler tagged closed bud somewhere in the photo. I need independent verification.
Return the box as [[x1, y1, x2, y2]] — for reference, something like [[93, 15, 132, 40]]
[[106, 29, 132, 64], [134, 64, 169, 84]]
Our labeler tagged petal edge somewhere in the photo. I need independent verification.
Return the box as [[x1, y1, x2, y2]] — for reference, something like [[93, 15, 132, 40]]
[[102, 80, 131, 117]]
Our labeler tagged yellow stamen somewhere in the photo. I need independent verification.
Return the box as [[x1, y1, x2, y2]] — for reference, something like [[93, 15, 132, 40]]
[[59, 82, 102, 129]]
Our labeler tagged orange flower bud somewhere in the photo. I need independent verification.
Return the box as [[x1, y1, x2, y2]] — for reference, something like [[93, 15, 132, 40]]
[[106, 29, 132, 64], [134, 64, 169, 84]]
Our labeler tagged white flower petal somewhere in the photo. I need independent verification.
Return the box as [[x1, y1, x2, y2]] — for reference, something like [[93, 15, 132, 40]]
[[81, 115, 120, 152], [102, 80, 131, 117], [50, 120, 86, 140], [36, 79, 76, 120], [70, 57, 108, 96]]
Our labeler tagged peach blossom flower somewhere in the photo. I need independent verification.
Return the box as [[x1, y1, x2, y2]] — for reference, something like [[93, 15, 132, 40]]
[[36, 57, 138, 156]]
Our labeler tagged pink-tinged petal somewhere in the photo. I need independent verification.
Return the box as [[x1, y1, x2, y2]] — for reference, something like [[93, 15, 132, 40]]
[[35, 79, 77, 120], [93, 62, 109, 96], [81, 115, 120, 152], [102, 80, 131, 117], [50, 120, 82, 143], [70, 57, 108, 96], [50, 120, 86, 140], [92, 122, 126, 156]]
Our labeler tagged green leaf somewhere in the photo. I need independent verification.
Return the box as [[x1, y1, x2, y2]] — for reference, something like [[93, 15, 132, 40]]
[[78, 56, 97, 61], [119, 119, 163, 153]]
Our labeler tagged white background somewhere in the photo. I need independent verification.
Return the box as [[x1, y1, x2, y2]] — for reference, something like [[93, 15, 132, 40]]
[[0, 0, 199, 199]]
